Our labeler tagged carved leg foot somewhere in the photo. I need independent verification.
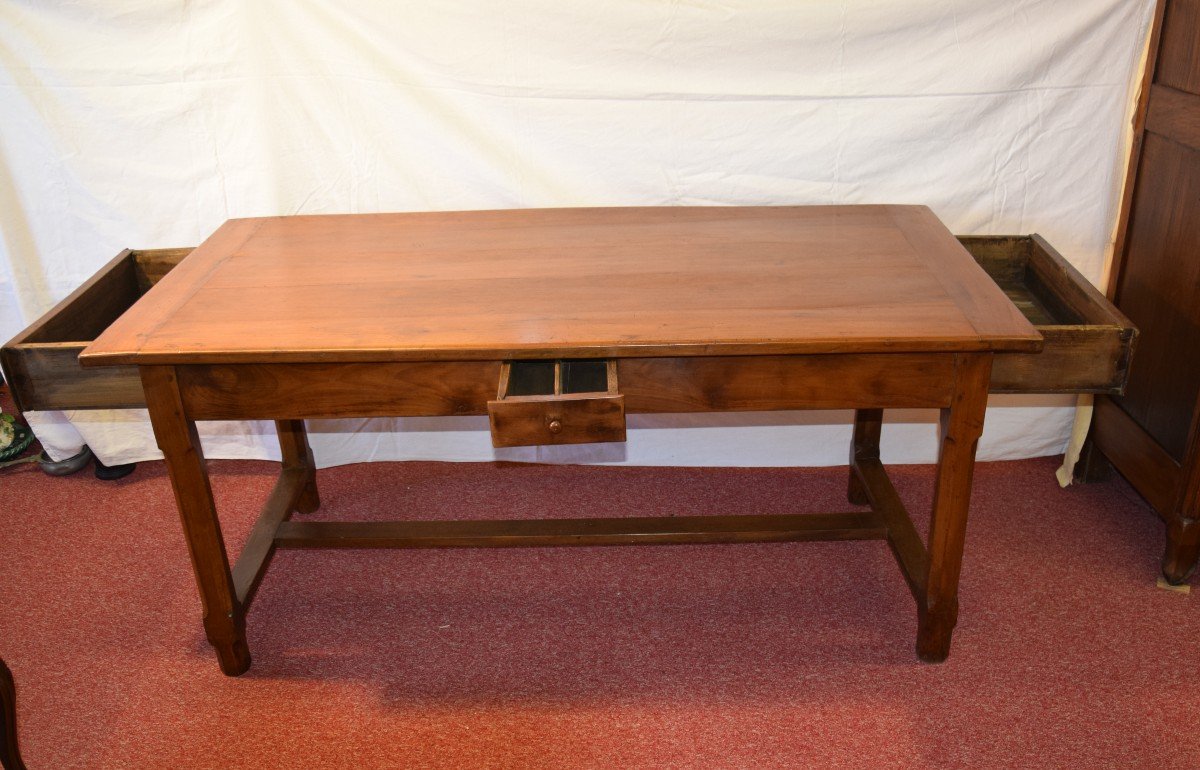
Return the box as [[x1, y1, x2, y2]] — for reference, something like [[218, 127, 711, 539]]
[[1162, 517, 1200, 585], [915, 598, 959, 663], [206, 612, 252, 676]]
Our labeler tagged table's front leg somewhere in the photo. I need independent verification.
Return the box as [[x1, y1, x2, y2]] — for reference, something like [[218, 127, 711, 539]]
[[917, 353, 992, 662], [142, 366, 251, 676]]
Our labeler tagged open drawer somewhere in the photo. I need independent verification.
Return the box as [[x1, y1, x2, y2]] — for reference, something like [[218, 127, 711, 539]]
[[1, 248, 191, 412], [959, 235, 1137, 394], [1, 233, 1137, 419], [488, 360, 626, 448]]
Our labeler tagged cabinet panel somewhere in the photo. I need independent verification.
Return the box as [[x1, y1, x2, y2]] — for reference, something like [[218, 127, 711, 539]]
[[1112, 133, 1200, 461], [1157, 0, 1200, 95]]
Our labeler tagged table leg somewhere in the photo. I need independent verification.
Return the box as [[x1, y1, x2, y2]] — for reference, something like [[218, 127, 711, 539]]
[[1162, 516, 1199, 585], [917, 353, 991, 663], [1, 658, 24, 770], [848, 409, 883, 505], [276, 420, 320, 514], [142, 366, 251, 676]]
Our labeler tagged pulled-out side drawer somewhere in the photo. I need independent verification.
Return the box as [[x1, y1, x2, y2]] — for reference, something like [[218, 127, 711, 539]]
[[488, 360, 626, 448], [0, 233, 1137, 418], [1, 248, 191, 412], [959, 235, 1137, 395]]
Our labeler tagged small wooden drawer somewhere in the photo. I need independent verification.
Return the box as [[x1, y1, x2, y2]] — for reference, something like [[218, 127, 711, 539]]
[[488, 360, 626, 448], [958, 235, 1137, 395], [1, 248, 192, 412]]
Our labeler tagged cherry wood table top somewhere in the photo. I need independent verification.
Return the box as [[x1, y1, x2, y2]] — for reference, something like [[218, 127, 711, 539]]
[[81, 205, 1041, 366]]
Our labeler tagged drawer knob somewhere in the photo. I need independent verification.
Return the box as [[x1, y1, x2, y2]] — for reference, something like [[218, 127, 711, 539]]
[[547, 419, 563, 434]]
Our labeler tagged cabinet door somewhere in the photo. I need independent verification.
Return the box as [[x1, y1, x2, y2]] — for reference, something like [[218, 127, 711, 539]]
[[1100, 0, 1200, 515]]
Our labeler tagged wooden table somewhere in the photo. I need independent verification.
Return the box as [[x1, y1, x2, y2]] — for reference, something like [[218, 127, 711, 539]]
[[81, 206, 1041, 675]]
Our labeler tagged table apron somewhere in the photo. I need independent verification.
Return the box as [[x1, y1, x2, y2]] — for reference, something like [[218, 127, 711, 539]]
[[171, 353, 962, 421]]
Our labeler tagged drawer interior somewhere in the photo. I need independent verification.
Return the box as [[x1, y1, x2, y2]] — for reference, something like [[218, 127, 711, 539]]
[[2, 248, 192, 412], [958, 236, 1085, 325], [19, 249, 191, 345], [957, 235, 1136, 394], [499, 359, 618, 400]]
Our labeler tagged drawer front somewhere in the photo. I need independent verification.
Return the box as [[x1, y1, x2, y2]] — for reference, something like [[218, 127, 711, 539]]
[[989, 327, 1134, 394], [488, 359, 626, 447], [958, 234, 1137, 395], [488, 393, 626, 448], [0, 344, 144, 412]]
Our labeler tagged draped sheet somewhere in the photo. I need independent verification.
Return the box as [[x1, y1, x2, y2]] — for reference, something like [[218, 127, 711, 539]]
[[0, 1, 1154, 468]]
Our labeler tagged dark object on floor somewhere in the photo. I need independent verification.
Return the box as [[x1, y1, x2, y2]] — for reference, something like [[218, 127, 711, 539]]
[[0, 425, 34, 464], [37, 445, 92, 476], [1089, 0, 1200, 585], [0, 658, 25, 770], [94, 458, 136, 481]]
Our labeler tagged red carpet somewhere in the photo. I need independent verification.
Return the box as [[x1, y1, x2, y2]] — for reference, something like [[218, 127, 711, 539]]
[[2, 451, 1197, 768]]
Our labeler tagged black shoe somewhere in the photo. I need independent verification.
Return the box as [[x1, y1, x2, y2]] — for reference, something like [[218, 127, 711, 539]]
[[94, 459, 136, 481]]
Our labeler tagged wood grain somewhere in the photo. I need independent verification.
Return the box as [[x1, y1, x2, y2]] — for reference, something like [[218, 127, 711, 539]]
[[6, 230, 1147, 415], [230, 467, 307, 607], [854, 458, 931, 602], [80, 206, 1041, 367], [1093, 0, 1200, 584], [1110, 133, 1200, 461], [7, 250, 140, 346], [0, 247, 194, 412], [488, 393, 626, 448], [102, 207, 1049, 672], [141, 365, 251, 676], [273, 512, 888, 549], [1093, 396, 1181, 517], [1156, 0, 1200, 95], [619, 354, 957, 411], [0, 342, 146, 411], [176, 361, 500, 420], [1146, 84, 1200, 152], [847, 408, 883, 506], [917, 352, 992, 663], [132, 248, 191, 294]]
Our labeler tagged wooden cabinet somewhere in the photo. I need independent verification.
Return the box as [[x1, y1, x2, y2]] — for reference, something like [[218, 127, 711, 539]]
[[1087, 0, 1200, 584]]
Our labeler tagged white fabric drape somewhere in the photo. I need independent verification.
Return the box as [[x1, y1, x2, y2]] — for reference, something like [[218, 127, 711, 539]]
[[0, 1, 1155, 468]]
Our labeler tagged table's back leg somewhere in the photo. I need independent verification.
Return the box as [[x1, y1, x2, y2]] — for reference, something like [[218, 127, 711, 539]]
[[849, 409, 883, 504], [917, 353, 991, 663], [142, 366, 251, 676], [276, 419, 320, 514]]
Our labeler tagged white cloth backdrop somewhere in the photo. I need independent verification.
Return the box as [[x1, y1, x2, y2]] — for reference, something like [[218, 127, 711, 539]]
[[0, 1, 1154, 468]]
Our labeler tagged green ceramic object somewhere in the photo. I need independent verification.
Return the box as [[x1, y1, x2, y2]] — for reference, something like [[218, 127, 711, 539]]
[[0, 422, 34, 462]]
